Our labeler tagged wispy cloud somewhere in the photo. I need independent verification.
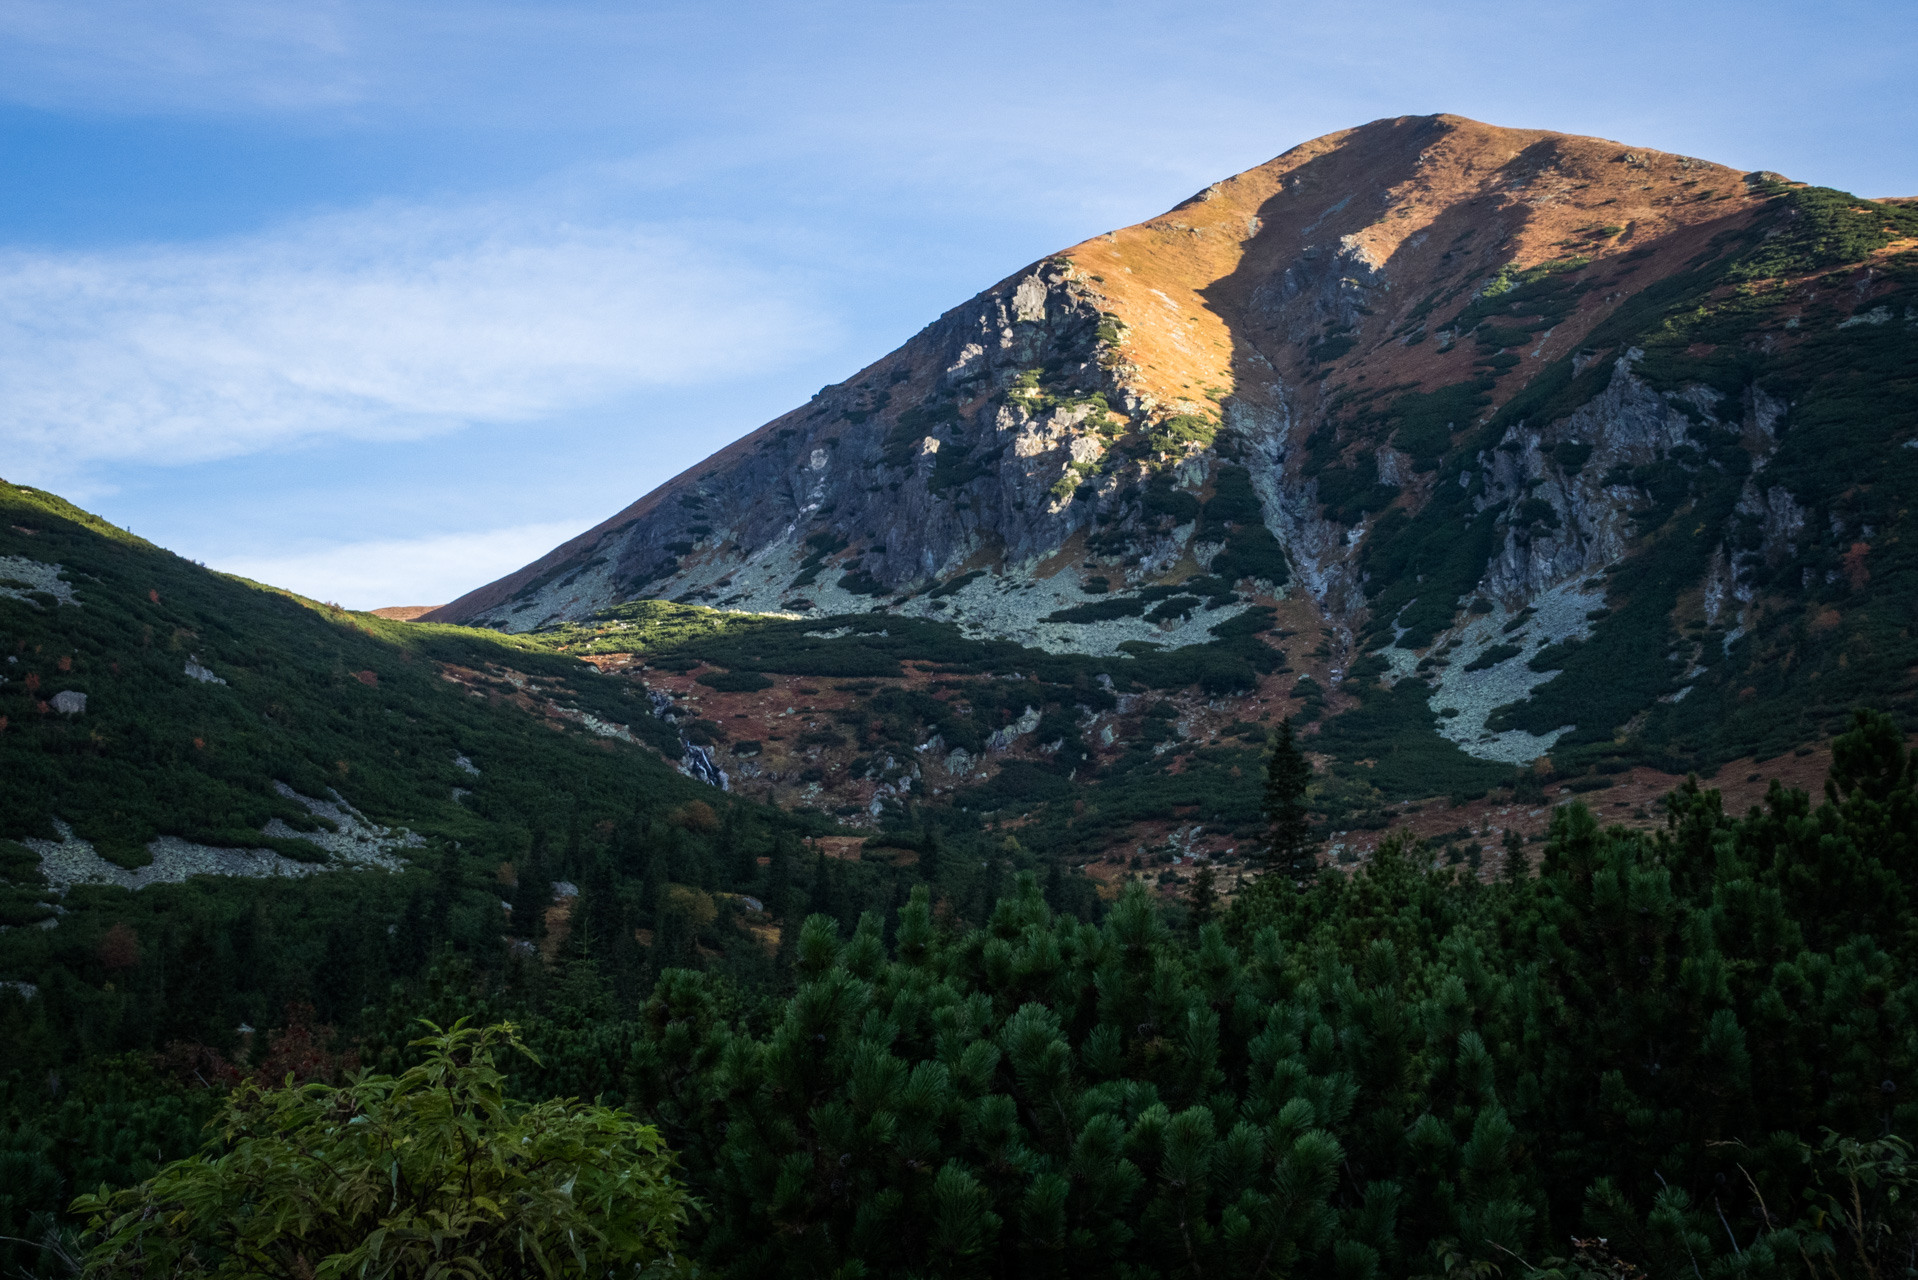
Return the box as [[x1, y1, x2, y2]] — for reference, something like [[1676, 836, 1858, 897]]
[[0, 0, 364, 113], [216, 519, 586, 610], [0, 201, 833, 476]]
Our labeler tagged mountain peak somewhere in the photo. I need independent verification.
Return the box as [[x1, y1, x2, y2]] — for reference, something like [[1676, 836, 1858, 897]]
[[427, 114, 1918, 779], [429, 115, 1765, 633]]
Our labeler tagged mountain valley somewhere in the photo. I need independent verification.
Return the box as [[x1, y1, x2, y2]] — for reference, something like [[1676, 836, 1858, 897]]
[[6, 111, 1918, 1277]]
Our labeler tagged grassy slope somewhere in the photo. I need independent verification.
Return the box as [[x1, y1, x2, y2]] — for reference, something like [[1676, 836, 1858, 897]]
[[0, 482, 1091, 1062], [0, 482, 723, 868]]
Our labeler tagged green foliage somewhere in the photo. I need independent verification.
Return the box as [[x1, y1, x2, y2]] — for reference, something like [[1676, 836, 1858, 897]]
[[788, 532, 849, 590], [0, 482, 714, 866], [1141, 471, 1201, 524], [1148, 414, 1220, 454], [1309, 676, 1509, 801], [1462, 643, 1522, 673], [927, 570, 987, 600], [1310, 333, 1358, 363], [884, 400, 963, 468], [1211, 523, 1292, 587], [73, 1021, 692, 1278], [1042, 597, 1150, 624], [1261, 721, 1316, 882], [1551, 441, 1594, 473], [1450, 257, 1594, 339], [1315, 454, 1400, 526], [930, 441, 1003, 495], [1382, 379, 1495, 471], [1203, 465, 1265, 526], [694, 669, 774, 693], [1346, 183, 1918, 774], [464, 717, 1918, 1279], [836, 568, 892, 597]]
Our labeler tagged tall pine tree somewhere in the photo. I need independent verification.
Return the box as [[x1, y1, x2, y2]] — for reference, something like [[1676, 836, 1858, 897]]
[[1261, 718, 1318, 885], [1186, 863, 1217, 934], [510, 845, 549, 940], [1501, 825, 1527, 881]]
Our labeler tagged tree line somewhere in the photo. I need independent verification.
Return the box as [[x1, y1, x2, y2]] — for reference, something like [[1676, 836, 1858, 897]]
[[12, 710, 1918, 1278]]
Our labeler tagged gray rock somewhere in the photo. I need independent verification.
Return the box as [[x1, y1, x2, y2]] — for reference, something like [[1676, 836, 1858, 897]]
[[184, 655, 226, 684], [0, 557, 79, 608]]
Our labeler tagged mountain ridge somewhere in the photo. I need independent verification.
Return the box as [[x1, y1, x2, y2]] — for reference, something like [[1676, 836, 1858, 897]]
[[426, 113, 1771, 630], [424, 111, 1918, 803]]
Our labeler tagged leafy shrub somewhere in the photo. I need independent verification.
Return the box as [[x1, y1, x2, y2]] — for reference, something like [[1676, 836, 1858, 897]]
[[1043, 598, 1149, 624], [1553, 441, 1595, 472], [1515, 497, 1561, 529], [696, 669, 775, 693], [1210, 522, 1291, 586], [1141, 471, 1201, 523], [1463, 643, 1524, 672], [836, 569, 890, 597], [1528, 638, 1584, 671], [1143, 595, 1201, 624], [1309, 334, 1357, 362], [1147, 414, 1219, 453], [927, 570, 985, 600], [74, 1022, 691, 1278], [1202, 465, 1264, 525]]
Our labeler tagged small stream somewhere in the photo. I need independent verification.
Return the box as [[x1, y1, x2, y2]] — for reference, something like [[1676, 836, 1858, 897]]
[[647, 689, 730, 790]]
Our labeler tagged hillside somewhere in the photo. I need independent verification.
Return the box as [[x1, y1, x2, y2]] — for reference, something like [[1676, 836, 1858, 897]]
[[0, 479, 1108, 1269], [0, 476, 1045, 1019], [426, 113, 1918, 859]]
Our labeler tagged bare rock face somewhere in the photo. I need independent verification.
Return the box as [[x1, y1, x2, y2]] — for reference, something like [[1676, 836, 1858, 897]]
[[430, 113, 1918, 767], [442, 261, 1130, 631]]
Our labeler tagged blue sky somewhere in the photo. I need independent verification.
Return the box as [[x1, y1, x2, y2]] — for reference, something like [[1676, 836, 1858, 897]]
[[2, 0, 1912, 608]]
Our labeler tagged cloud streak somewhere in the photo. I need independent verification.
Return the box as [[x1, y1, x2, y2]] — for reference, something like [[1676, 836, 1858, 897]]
[[0, 0, 363, 113], [216, 519, 587, 610], [0, 201, 832, 475]]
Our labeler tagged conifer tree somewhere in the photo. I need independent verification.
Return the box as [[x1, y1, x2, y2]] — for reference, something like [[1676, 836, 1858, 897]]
[[766, 834, 794, 918], [564, 815, 584, 875], [1186, 862, 1217, 933], [1501, 825, 1526, 881], [570, 856, 620, 960], [1261, 718, 1317, 884], [510, 846, 549, 940], [919, 825, 943, 884], [722, 805, 756, 884], [640, 849, 666, 923], [812, 848, 837, 924], [652, 901, 694, 974]]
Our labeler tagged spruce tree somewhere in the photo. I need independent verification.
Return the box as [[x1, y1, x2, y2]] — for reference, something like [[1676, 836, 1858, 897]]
[[640, 850, 667, 924], [1186, 863, 1217, 933], [812, 849, 836, 923], [571, 856, 619, 960], [1501, 826, 1527, 881], [919, 825, 942, 884], [766, 835, 794, 920], [723, 806, 756, 885], [1261, 718, 1317, 885], [510, 846, 549, 940]]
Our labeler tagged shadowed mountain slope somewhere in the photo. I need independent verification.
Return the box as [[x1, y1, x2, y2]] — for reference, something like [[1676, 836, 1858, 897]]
[[430, 112, 1918, 793]]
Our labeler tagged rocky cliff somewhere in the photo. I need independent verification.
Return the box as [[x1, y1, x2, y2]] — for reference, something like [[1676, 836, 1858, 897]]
[[431, 114, 1918, 793]]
